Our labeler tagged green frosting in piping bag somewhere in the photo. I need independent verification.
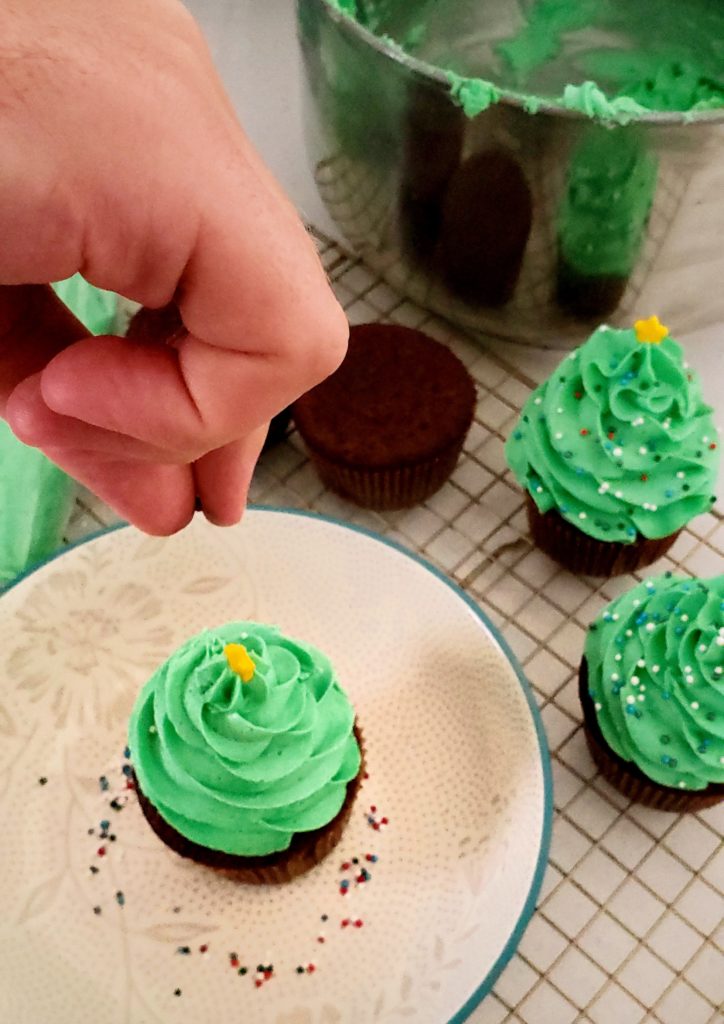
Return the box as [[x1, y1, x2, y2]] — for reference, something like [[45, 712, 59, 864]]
[[129, 623, 361, 857], [505, 321, 719, 543], [584, 574, 724, 790]]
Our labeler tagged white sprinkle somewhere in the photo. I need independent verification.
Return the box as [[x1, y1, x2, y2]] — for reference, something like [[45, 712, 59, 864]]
[[639, 446, 648, 455], [719, 627, 724, 636], [699, 644, 707, 652], [703, 436, 709, 443], [646, 622, 656, 632], [595, 702, 602, 712], [715, 667, 723, 675], [613, 447, 623, 457], [637, 659, 646, 667], [690, 702, 700, 710], [615, 490, 624, 499], [625, 629, 633, 637], [632, 417, 645, 427], [534, 397, 542, 405], [718, 637, 724, 647], [611, 673, 620, 682], [612, 613, 619, 621], [681, 614, 689, 623], [638, 694, 645, 702], [631, 676, 640, 686], [579, 512, 587, 520], [676, 471, 685, 479], [720, 756, 724, 764], [640, 685, 646, 692], [615, 653, 622, 661], [536, 486, 543, 493], [633, 599, 641, 607], [652, 665, 660, 673], [557, 408, 563, 414], [684, 665, 693, 672], [598, 483, 610, 494], [678, 781, 687, 789], [555, 432, 563, 440], [626, 695, 636, 705]]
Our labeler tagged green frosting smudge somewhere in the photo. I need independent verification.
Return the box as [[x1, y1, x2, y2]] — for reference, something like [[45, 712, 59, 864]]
[[558, 128, 658, 277], [505, 324, 719, 543], [585, 574, 724, 790], [129, 622, 361, 857]]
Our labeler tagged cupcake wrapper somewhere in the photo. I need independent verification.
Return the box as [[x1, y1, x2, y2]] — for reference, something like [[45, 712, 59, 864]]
[[135, 723, 367, 885], [526, 495, 678, 577], [305, 442, 464, 510], [579, 659, 724, 812]]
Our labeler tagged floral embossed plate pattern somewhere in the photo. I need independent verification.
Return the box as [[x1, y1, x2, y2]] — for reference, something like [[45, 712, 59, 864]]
[[0, 508, 551, 1024]]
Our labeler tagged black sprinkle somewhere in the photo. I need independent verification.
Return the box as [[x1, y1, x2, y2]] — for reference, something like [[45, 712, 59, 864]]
[[174, 989, 182, 998], [238, 967, 248, 976], [296, 966, 305, 974], [321, 914, 328, 922], [38, 777, 48, 786], [173, 906, 181, 914], [177, 946, 191, 956], [90, 866, 100, 875], [256, 964, 264, 973], [88, 828, 95, 835], [109, 835, 117, 842], [93, 906, 102, 915]]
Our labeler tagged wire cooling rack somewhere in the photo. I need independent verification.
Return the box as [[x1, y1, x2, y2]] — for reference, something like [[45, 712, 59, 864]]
[[67, 228, 724, 1024]]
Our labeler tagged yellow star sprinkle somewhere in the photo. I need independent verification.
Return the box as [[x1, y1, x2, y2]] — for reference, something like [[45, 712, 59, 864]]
[[634, 316, 669, 344], [224, 643, 255, 682]]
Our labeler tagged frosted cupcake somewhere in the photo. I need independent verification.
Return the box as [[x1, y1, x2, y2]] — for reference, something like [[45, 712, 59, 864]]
[[129, 623, 364, 883], [580, 574, 724, 811], [506, 317, 719, 576]]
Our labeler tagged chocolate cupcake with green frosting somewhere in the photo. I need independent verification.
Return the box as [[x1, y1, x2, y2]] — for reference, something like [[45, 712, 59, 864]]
[[506, 317, 719, 576], [129, 623, 364, 883], [581, 574, 724, 811]]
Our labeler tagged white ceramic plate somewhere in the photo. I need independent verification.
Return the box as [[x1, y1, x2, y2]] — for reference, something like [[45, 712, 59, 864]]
[[0, 508, 551, 1024]]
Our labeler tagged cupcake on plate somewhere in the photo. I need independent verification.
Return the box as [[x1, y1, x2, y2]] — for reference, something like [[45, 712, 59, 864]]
[[580, 573, 724, 811], [128, 622, 364, 883], [506, 317, 719, 576], [293, 322, 476, 509]]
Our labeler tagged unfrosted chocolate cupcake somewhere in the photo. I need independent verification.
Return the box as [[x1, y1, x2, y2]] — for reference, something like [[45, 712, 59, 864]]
[[292, 323, 476, 509], [128, 623, 364, 884], [580, 574, 724, 811]]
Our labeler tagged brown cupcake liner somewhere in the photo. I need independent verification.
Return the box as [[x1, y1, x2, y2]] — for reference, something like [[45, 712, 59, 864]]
[[525, 495, 678, 577], [579, 659, 724, 812], [304, 440, 464, 510], [134, 723, 367, 884]]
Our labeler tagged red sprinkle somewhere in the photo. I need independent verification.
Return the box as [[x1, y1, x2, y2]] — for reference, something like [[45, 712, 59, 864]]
[[372, 823, 380, 831], [608, 431, 615, 440], [307, 964, 316, 974], [125, 781, 135, 791], [199, 944, 208, 954], [710, 443, 717, 450], [354, 919, 364, 928], [641, 474, 648, 482], [341, 862, 351, 871], [317, 936, 326, 944], [574, 391, 583, 399], [339, 886, 348, 895], [230, 956, 239, 969], [254, 979, 263, 988], [370, 805, 377, 813], [341, 919, 350, 928], [381, 817, 389, 825], [264, 970, 273, 980], [357, 874, 366, 884], [580, 429, 589, 436], [97, 847, 106, 857]]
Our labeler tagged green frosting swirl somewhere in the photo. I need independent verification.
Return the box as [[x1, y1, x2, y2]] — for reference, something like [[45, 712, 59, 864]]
[[505, 324, 719, 542], [128, 623, 361, 857], [584, 574, 724, 790]]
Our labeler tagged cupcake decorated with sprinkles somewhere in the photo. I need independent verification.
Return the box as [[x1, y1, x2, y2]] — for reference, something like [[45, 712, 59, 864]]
[[506, 317, 719, 576], [128, 622, 364, 883], [580, 573, 724, 811]]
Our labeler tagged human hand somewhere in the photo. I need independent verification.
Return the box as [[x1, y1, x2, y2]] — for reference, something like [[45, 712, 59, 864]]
[[0, 0, 347, 535]]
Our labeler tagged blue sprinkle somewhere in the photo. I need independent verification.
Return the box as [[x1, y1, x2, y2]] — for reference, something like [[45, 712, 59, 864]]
[[626, 527, 636, 537], [675, 626, 685, 636], [665, 489, 675, 499], [100, 820, 110, 831], [122, 765, 133, 778], [661, 691, 672, 700], [99, 776, 109, 792], [340, 879, 350, 890], [115, 891, 125, 907], [635, 613, 648, 625], [514, 431, 522, 440], [123, 746, 131, 759], [626, 705, 637, 715]]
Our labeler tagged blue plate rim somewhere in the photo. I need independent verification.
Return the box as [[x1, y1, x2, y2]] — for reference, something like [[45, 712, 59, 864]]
[[1, 505, 553, 1021]]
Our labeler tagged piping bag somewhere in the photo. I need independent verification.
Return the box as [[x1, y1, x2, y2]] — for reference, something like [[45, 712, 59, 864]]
[[0, 276, 117, 589]]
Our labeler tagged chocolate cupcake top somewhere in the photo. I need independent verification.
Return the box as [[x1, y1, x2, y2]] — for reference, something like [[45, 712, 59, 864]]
[[293, 323, 476, 468], [584, 574, 724, 791], [129, 623, 360, 857], [506, 318, 719, 542]]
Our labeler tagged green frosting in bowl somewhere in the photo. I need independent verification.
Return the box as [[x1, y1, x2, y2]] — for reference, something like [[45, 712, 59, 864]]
[[584, 574, 724, 791], [128, 623, 361, 857], [505, 322, 719, 543]]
